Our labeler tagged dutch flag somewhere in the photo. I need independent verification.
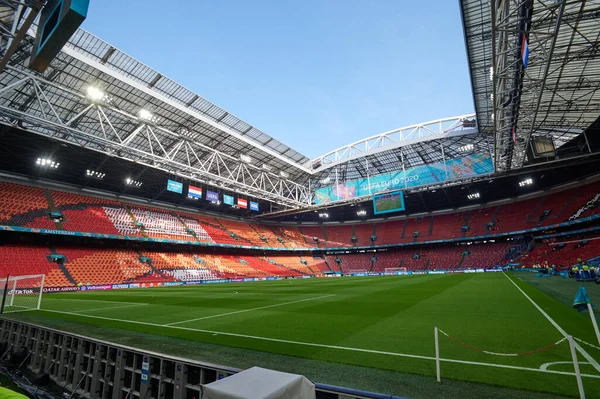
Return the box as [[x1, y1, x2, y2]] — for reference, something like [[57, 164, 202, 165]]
[[188, 185, 202, 199], [521, 34, 529, 69]]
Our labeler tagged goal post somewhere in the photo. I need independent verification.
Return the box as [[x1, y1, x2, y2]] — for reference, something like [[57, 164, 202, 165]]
[[0, 274, 45, 314], [384, 267, 408, 275]]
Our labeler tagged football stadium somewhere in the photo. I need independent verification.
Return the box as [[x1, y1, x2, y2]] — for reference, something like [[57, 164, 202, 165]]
[[0, 1, 599, 398]]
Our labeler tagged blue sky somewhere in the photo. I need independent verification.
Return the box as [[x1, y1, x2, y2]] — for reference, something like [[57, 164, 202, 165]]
[[81, 0, 473, 159]]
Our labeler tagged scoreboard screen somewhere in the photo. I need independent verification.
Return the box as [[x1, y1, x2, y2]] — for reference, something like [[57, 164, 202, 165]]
[[373, 191, 405, 215]]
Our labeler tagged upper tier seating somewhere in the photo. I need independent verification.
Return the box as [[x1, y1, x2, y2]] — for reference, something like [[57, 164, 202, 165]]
[[0, 245, 71, 287], [3, 180, 600, 249], [129, 206, 193, 240], [324, 225, 353, 247], [265, 256, 319, 275], [0, 182, 56, 229], [103, 207, 141, 236], [51, 191, 124, 235]]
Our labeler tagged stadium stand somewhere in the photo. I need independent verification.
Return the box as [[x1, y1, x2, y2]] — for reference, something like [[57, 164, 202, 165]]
[[354, 223, 375, 246], [299, 226, 327, 247], [56, 247, 163, 285], [324, 225, 353, 247], [0, 182, 56, 229], [522, 237, 600, 269], [128, 205, 194, 240], [51, 191, 125, 235], [0, 244, 71, 287]]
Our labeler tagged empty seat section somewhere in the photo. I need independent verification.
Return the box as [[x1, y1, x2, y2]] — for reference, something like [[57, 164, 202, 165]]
[[337, 253, 373, 273], [325, 225, 353, 247], [492, 198, 541, 233], [354, 224, 375, 246], [404, 217, 432, 242], [299, 226, 327, 246], [178, 217, 213, 242], [240, 256, 298, 276], [460, 242, 511, 269], [265, 256, 317, 275], [203, 255, 264, 278], [103, 207, 141, 236], [180, 213, 238, 245], [0, 245, 71, 287], [251, 225, 286, 248], [148, 252, 219, 280], [58, 247, 152, 285], [51, 191, 124, 235], [129, 206, 193, 240], [306, 256, 330, 273], [523, 238, 600, 268], [0, 182, 56, 229], [465, 209, 495, 237], [532, 190, 576, 226], [270, 226, 309, 248], [376, 220, 405, 245], [216, 219, 263, 245], [430, 214, 463, 240]]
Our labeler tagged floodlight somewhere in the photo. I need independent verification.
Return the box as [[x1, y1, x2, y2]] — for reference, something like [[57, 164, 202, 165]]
[[357, 210, 367, 216], [240, 154, 252, 164], [318, 212, 329, 218], [459, 144, 474, 152], [518, 178, 533, 187], [279, 171, 289, 178], [321, 177, 331, 184], [125, 178, 142, 187], [36, 158, 59, 169], [138, 109, 154, 121], [467, 192, 480, 200], [262, 163, 272, 171], [86, 86, 105, 102]]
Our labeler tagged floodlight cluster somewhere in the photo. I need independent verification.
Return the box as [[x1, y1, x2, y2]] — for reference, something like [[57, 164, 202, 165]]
[[318, 212, 329, 218], [36, 158, 59, 168], [86, 170, 105, 179], [125, 178, 143, 187], [519, 178, 533, 187], [357, 210, 367, 216], [467, 192, 480, 200], [459, 144, 474, 152]]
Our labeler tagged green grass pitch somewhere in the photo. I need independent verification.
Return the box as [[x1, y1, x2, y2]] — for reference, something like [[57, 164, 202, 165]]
[[6, 273, 600, 398]]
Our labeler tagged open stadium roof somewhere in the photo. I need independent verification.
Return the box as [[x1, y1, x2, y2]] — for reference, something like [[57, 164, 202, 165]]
[[0, 0, 598, 215]]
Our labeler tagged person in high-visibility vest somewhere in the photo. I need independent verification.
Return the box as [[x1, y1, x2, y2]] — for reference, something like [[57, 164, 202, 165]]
[[582, 264, 589, 271]]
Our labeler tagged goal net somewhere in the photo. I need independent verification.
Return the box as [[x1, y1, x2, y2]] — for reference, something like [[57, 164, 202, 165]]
[[0, 274, 45, 314], [347, 269, 368, 274], [384, 267, 408, 275]]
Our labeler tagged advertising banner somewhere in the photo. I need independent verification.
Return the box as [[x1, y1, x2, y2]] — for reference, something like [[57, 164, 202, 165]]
[[223, 194, 234, 206], [167, 179, 183, 194], [315, 153, 493, 204], [250, 201, 259, 211], [238, 198, 248, 209], [206, 190, 219, 202]]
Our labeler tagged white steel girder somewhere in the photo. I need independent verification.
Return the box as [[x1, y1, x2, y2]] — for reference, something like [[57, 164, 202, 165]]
[[0, 66, 311, 208], [305, 114, 479, 172]]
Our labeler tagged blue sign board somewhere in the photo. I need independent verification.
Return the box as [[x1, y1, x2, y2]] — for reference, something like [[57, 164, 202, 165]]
[[250, 201, 259, 211], [206, 190, 219, 202], [315, 153, 493, 204], [167, 179, 183, 194]]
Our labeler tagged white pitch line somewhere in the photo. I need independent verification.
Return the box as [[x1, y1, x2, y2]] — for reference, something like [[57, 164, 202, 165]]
[[36, 308, 600, 380], [77, 303, 149, 314], [44, 298, 144, 305], [166, 294, 336, 326], [502, 272, 600, 373]]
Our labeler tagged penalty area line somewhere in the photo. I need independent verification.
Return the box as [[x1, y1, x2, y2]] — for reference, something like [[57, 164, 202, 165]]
[[36, 308, 600, 380]]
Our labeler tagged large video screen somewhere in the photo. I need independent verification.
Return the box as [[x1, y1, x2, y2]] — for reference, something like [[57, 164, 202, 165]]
[[373, 191, 405, 215]]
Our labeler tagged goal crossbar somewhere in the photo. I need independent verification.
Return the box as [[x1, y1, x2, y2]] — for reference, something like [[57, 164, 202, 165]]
[[0, 274, 45, 314]]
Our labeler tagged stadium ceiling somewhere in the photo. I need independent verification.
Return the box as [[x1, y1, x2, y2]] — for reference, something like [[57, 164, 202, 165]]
[[460, 0, 600, 172], [0, 3, 313, 209]]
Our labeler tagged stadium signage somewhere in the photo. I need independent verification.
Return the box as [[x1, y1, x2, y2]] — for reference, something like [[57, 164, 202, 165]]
[[206, 190, 219, 202], [188, 185, 202, 198], [80, 284, 112, 291], [112, 284, 129, 290], [315, 153, 494, 204], [167, 179, 183, 194], [43, 286, 79, 293], [250, 201, 259, 211], [238, 198, 248, 209], [223, 195, 234, 206]]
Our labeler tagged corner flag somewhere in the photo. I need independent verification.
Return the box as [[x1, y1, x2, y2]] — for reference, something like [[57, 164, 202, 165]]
[[573, 286, 591, 312]]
